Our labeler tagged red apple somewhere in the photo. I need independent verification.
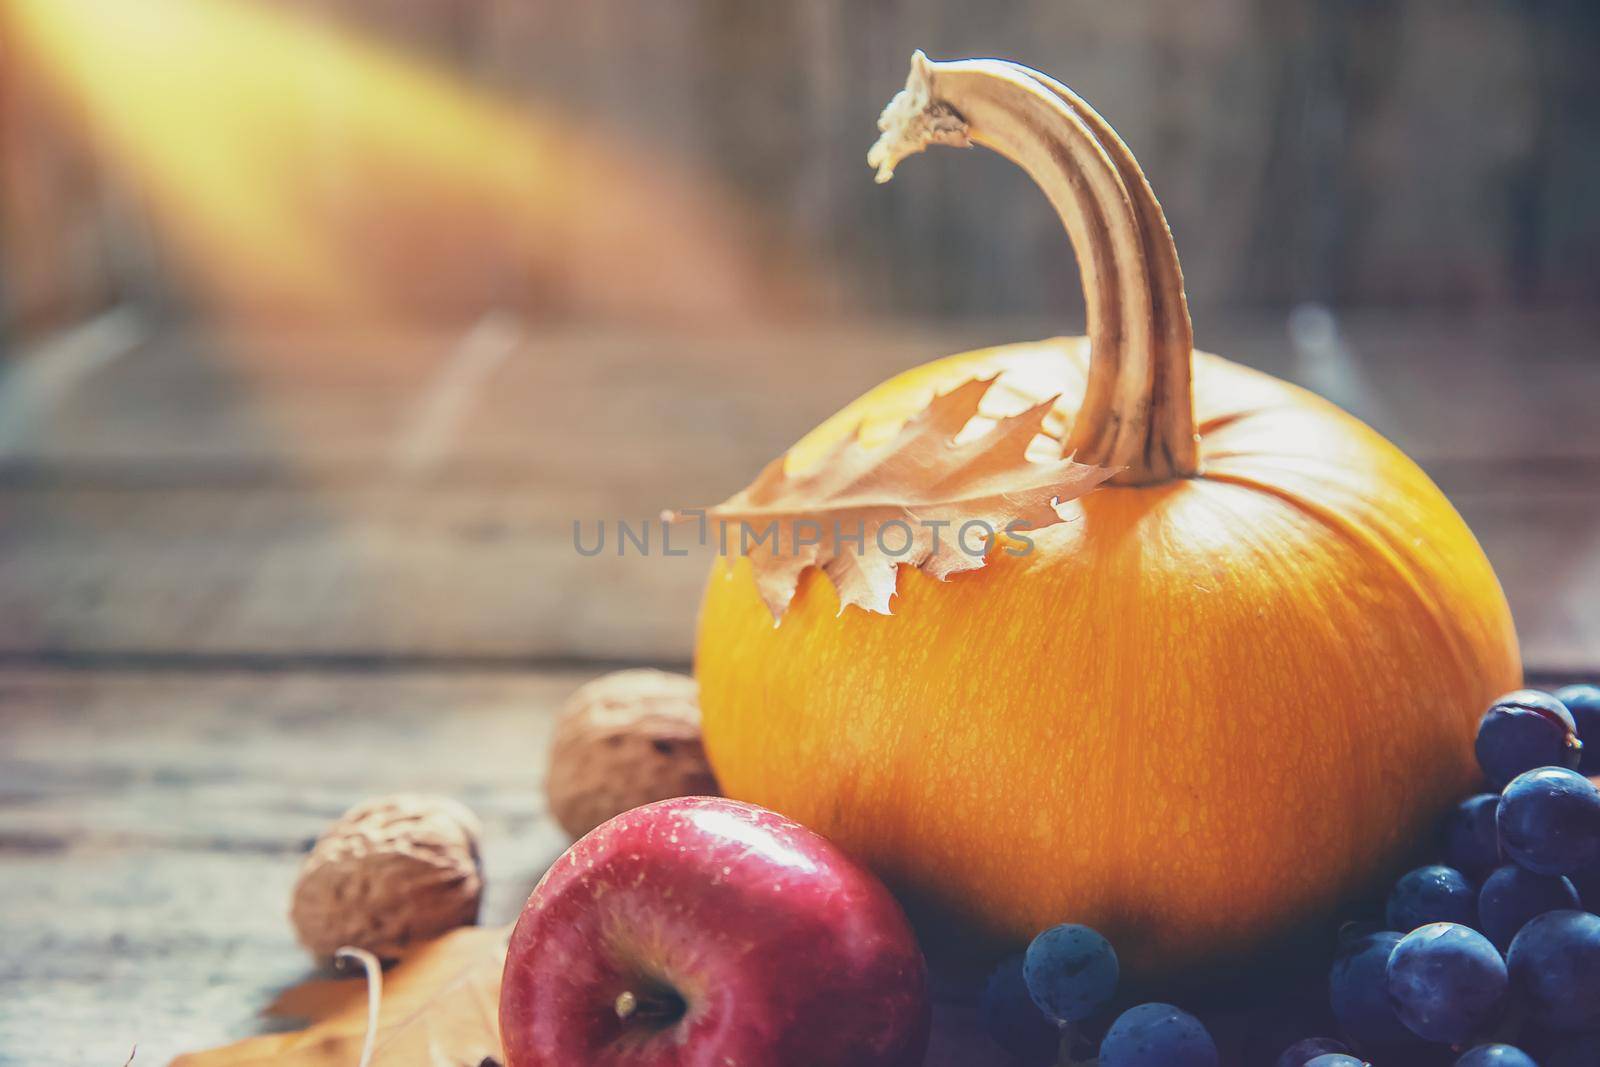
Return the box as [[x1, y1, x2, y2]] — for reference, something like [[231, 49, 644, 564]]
[[501, 796, 929, 1066]]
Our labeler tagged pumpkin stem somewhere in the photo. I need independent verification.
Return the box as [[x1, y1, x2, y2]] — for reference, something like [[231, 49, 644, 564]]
[[868, 52, 1199, 484]]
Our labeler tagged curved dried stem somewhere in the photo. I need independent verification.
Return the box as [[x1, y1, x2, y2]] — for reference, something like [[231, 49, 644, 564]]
[[869, 52, 1198, 484], [335, 946, 383, 1067]]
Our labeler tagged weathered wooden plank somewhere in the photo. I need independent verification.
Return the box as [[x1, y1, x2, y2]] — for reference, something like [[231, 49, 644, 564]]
[[2, 317, 1599, 669], [0, 482, 708, 663], [2, 477, 1595, 671], [7, 314, 1600, 474], [0, 667, 586, 1067]]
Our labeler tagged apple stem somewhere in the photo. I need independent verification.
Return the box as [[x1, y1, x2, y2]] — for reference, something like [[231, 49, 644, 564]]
[[614, 985, 688, 1027]]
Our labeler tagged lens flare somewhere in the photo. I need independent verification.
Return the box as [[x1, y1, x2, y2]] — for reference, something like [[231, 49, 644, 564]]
[[4, 0, 802, 326]]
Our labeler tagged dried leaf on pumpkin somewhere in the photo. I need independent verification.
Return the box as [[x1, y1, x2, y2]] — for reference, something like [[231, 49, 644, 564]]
[[169, 925, 508, 1067], [667, 376, 1114, 617]]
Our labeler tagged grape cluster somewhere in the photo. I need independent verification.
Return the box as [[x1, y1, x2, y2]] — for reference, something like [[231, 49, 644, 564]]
[[1310, 685, 1600, 1065], [980, 685, 1600, 1066], [980, 920, 1219, 1066]]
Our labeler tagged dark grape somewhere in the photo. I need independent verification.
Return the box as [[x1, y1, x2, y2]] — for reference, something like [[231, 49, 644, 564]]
[[1506, 909, 1600, 1031], [1274, 1038, 1352, 1067], [1098, 1003, 1219, 1067], [1236, 983, 1345, 1067], [1385, 923, 1507, 1044], [1303, 1056, 1366, 1067], [1386, 865, 1477, 931], [1555, 683, 1600, 775], [1022, 923, 1118, 1024], [980, 953, 1060, 1063], [1444, 793, 1504, 878], [1546, 1034, 1600, 1067], [1569, 861, 1600, 912], [1476, 689, 1583, 787], [1329, 931, 1419, 1049], [1453, 1046, 1537, 1067], [1477, 863, 1580, 950], [1335, 919, 1385, 946], [1498, 766, 1600, 876]]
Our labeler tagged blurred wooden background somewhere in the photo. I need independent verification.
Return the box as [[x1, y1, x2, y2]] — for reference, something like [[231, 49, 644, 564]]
[[5, 0, 1600, 333], [2, 0, 1599, 672], [3, 4, 1600, 1064]]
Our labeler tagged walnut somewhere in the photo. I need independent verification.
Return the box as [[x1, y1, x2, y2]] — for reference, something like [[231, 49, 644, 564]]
[[290, 794, 484, 961], [545, 669, 720, 838]]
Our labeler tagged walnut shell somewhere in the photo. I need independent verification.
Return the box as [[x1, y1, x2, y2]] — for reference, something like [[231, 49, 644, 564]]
[[290, 794, 483, 961], [545, 669, 719, 838]]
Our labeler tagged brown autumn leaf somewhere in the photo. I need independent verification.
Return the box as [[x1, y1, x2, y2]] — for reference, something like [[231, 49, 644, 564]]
[[169, 926, 508, 1067], [669, 376, 1114, 617]]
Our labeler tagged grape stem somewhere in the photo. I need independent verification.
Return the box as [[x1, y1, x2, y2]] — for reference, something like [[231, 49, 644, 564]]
[[1055, 1020, 1078, 1066], [868, 52, 1200, 485]]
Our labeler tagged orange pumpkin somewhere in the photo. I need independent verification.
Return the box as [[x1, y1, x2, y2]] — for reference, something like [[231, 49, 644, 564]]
[[693, 54, 1520, 976]]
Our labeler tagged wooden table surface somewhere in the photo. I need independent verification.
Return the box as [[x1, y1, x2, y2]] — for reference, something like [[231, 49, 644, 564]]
[[3, 309, 1599, 1065]]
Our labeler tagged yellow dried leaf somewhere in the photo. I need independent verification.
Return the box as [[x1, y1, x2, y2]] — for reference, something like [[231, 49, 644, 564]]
[[670, 376, 1114, 617], [169, 926, 508, 1067]]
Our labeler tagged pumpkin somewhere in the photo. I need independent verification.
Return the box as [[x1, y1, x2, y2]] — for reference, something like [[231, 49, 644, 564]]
[[693, 54, 1520, 976]]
